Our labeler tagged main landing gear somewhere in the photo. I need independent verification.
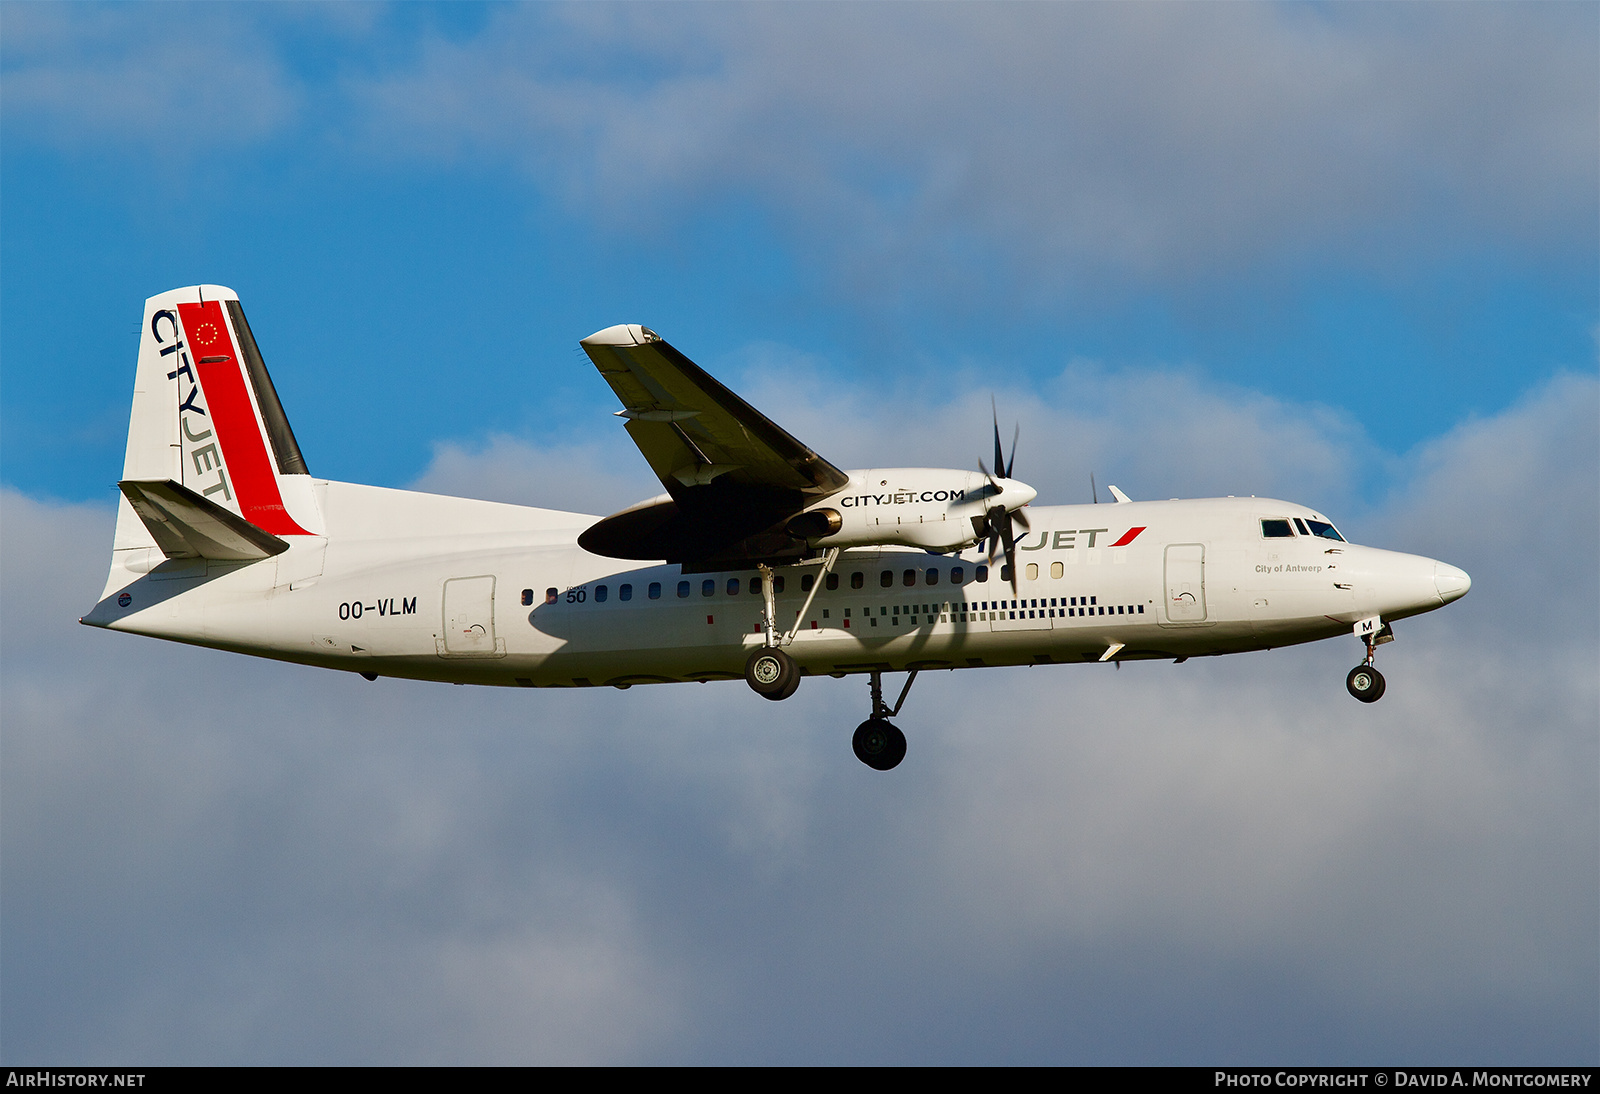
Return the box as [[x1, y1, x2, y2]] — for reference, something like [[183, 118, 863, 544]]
[[737, 550, 915, 769], [1346, 618, 1394, 703], [745, 646, 800, 701], [852, 670, 917, 771], [741, 550, 841, 704], [740, 648, 914, 770]]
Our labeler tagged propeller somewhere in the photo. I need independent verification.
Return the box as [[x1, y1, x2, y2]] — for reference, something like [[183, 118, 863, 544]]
[[977, 401, 1031, 595]]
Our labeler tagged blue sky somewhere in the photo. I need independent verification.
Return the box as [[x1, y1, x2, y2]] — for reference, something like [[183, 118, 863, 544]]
[[2, 2, 1596, 1065], [4, 3, 1594, 502]]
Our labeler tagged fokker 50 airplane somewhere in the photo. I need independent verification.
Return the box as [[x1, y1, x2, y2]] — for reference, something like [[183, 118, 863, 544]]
[[85, 286, 1472, 770]]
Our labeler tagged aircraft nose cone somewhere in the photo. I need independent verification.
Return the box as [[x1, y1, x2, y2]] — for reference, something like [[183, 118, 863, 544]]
[[1434, 562, 1471, 604]]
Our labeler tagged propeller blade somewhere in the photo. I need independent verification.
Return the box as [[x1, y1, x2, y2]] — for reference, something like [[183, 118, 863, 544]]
[[991, 400, 1006, 482], [979, 404, 1026, 568], [1000, 515, 1019, 596], [984, 505, 1005, 563]]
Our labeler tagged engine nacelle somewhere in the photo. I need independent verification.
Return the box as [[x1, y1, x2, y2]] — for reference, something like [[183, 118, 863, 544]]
[[799, 468, 1035, 553]]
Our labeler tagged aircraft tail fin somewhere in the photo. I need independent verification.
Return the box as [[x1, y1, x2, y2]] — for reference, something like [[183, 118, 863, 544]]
[[115, 285, 321, 554]]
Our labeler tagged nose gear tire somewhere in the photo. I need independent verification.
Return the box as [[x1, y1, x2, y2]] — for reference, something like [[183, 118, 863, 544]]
[[1346, 665, 1386, 703]]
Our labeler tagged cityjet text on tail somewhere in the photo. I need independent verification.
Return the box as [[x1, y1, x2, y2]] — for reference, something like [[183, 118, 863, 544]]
[[85, 287, 1471, 770]]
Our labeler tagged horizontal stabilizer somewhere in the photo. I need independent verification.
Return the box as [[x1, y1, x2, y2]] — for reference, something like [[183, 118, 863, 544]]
[[118, 479, 289, 561]]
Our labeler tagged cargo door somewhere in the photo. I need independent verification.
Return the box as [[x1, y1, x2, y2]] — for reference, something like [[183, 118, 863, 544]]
[[440, 575, 504, 656]]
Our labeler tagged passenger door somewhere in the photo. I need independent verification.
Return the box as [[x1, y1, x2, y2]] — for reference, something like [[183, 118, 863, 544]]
[[1164, 544, 1207, 623]]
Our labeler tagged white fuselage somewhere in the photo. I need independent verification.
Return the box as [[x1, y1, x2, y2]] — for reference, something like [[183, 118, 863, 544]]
[[85, 478, 1466, 689]]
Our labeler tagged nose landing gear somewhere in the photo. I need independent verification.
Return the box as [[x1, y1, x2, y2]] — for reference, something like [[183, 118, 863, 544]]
[[1346, 618, 1393, 703], [1346, 663, 1385, 703]]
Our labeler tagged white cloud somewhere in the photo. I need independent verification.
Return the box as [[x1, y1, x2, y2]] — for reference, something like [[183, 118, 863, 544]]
[[8, 4, 1589, 323], [407, 348, 1370, 520], [731, 347, 1367, 513], [4, 371, 1594, 1061], [408, 433, 657, 516], [0, 5, 300, 151], [349, 4, 1596, 292]]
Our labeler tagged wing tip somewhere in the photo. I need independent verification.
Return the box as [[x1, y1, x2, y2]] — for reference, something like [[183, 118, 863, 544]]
[[581, 324, 660, 347]]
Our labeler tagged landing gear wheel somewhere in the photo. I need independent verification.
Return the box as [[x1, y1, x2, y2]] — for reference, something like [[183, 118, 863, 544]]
[[745, 647, 800, 701], [1346, 664, 1386, 703], [852, 718, 907, 771]]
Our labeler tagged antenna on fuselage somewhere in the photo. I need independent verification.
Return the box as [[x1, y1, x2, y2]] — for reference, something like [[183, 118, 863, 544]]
[[1090, 473, 1099, 504]]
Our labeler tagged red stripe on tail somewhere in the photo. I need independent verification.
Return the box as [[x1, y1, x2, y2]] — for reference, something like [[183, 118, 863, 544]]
[[177, 301, 309, 536]]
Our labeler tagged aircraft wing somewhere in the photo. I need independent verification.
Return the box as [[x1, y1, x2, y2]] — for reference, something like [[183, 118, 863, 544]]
[[580, 325, 849, 499], [578, 325, 850, 564]]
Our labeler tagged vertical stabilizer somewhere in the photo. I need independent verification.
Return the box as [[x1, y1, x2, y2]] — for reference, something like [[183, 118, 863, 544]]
[[118, 286, 321, 547]]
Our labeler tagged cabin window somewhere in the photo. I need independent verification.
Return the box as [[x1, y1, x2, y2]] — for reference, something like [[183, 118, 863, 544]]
[[850, 571, 864, 590], [1261, 519, 1295, 538], [702, 579, 715, 597], [1305, 519, 1345, 542], [619, 584, 632, 601], [1051, 561, 1063, 579], [975, 564, 989, 583], [903, 569, 917, 587], [726, 578, 740, 595], [1001, 565, 1013, 583], [595, 585, 609, 603], [950, 566, 964, 584], [925, 568, 939, 585], [750, 576, 762, 594], [801, 574, 815, 592], [826, 573, 839, 591], [545, 588, 559, 605], [773, 575, 785, 593], [648, 582, 661, 600], [521, 588, 534, 606], [677, 581, 691, 598], [880, 571, 894, 588]]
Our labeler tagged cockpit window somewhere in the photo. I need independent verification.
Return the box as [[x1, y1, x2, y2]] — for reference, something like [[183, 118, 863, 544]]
[[1261, 519, 1295, 538], [1305, 519, 1345, 542], [1294, 518, 1311, 536]]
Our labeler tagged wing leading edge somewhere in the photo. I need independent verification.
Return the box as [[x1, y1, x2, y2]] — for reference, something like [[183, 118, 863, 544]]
[[578, 325, 849, 565]]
